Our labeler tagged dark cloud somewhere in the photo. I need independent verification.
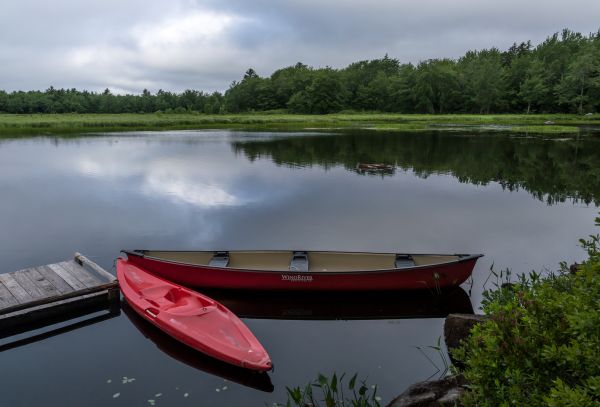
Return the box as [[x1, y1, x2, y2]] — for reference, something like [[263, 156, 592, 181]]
[[0, 0, 598, 93]]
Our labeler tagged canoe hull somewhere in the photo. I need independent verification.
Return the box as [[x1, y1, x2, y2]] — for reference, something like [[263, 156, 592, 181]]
[[117, 258, 272, 371], [125, 253, 480, 291]]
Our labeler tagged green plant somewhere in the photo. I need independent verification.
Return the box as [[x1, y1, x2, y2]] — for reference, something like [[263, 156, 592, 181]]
[[455, 216, 600, 406], [279, 372, 381, 407], [416, 336, 450, 379]]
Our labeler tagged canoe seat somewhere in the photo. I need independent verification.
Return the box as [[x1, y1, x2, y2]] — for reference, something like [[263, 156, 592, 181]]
[[395, 254, 415, 269], [290, 251, 309, 272], [209, 251, 230, 268]]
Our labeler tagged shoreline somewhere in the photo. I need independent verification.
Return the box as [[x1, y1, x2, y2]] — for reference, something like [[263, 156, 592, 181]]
[[0, 113, 599, 136]]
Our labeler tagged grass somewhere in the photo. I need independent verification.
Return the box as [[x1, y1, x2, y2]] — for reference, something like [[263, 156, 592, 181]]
[[0, 112, 598, 136], [508, 125, 580, 134]]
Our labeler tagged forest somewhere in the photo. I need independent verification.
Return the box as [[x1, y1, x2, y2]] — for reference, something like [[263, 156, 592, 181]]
[[1, 29, 599, 115]]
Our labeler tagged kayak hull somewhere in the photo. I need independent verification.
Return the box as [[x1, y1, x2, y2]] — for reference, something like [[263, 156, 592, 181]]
[[117, 258, 272, 371]]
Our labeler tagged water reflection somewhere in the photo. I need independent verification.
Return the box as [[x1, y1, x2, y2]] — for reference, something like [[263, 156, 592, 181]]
[[208, 288, 473, 320], [233, 131, 600, 205], [122, 304, 274, 393]]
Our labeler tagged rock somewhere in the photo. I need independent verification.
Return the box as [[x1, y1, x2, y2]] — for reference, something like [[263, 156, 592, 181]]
[[437, 387, 463, 405], [444, 314, 487, 368], [569, 263, 580, 274], [544, 120, 555, 125], [444, 314, 487, 351], [386, 375, 466, 407], [585, 112, 593, 116]]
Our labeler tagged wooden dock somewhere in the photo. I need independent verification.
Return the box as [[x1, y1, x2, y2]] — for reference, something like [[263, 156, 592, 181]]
[[0, 253, 119, 334]]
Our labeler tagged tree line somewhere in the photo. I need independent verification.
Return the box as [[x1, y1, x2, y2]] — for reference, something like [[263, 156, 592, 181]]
[[1, 29, 599, 115]]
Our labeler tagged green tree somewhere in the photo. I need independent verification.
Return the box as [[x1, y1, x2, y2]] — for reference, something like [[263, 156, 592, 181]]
[[388, 64, 416, 113], [0, 90, 8, 112], [556, 43, 600, 114], [354, 72, 393, 111], [519, 59, 550, 113], [270, 63, 313, 108], [287, 90, 311, 113], [413, 59, 461, 113], [305, 69, 348, 114], [343, 55, 400, 110], [224, 69, 269, 112], [460, 49, 507, 113]]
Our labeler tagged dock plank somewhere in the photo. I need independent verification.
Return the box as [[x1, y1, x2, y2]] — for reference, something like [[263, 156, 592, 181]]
[[0, 273, 35, 303], [35, 266, 74, 295], [74, 253, 116, 283], [0, 282, 18, 309], [12, 271, 46, 299], [47, 264, 87, 291], [59, 261, 101, 288], [22, 268, 61, 298]]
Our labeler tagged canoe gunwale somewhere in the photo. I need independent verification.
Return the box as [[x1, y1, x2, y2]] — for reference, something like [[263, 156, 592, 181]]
[[122, 250, 483, 276]]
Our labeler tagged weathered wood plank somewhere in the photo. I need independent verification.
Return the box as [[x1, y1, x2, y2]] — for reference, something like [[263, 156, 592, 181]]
[[0, 281, 18, 310], [0, 280, 118, 317], [35, 266, 74, 295], [0, 273, 34, 304], [58, 261, 101, 288], [74, 253, 116, 283], [47, 264, 87, 291], [22, 267, 61, 298], [12, 270, 46, 299]]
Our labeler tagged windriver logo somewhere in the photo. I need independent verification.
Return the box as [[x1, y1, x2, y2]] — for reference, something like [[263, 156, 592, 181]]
[[281, 274, 313, 282]]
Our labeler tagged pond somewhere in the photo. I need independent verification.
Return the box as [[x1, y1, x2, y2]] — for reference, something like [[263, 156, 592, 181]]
[[0, 129, 598, 406]]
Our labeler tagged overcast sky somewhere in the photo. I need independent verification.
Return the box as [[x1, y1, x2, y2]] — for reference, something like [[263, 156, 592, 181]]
[[1, 0, 599, 94]]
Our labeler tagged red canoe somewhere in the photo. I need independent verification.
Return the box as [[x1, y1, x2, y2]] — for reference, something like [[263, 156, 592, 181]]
[[122, 250, 483, 291], [116, 258, 272, 371]]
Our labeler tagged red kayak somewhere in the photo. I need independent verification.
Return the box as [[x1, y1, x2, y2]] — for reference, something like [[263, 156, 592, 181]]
[[116, 258, 272, 371], [122, 250, 483, 291]]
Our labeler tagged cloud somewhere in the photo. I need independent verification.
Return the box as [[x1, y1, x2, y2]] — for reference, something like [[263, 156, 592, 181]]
[[0, 0, 599, 93]]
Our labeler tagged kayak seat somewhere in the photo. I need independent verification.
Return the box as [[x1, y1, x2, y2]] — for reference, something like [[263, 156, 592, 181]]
[[167, 297, 212, 316], [290, 251, 309, 272], [395, 254, 415, 269], [140, 285, 177, 306], [209, 251, 230, 268], [141, 286, 211, 315]]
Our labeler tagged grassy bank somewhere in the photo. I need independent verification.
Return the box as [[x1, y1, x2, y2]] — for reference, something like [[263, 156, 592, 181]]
[[0, 113, 599, 135]]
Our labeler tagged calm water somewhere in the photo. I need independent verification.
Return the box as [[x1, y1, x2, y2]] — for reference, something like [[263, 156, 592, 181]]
[[0, 130, 598, 406]]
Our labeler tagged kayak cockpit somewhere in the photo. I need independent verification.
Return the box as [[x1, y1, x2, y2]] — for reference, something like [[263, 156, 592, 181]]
[[139, 285, 214, 315]]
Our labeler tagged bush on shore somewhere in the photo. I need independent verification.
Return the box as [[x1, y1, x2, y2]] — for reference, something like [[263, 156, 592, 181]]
[[455, 216, 600, 406]]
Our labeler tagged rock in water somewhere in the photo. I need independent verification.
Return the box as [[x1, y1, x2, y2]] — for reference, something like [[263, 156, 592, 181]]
[[444, 313, 487, 368], [386, 375, 466, 407], [444, 314, 487, 351]]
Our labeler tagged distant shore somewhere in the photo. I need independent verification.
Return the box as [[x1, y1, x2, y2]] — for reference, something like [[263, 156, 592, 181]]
[[0, 113, 598, 135]]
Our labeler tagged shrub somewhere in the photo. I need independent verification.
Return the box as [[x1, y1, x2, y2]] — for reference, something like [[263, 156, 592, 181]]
[[455, 216, 600, 406]]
